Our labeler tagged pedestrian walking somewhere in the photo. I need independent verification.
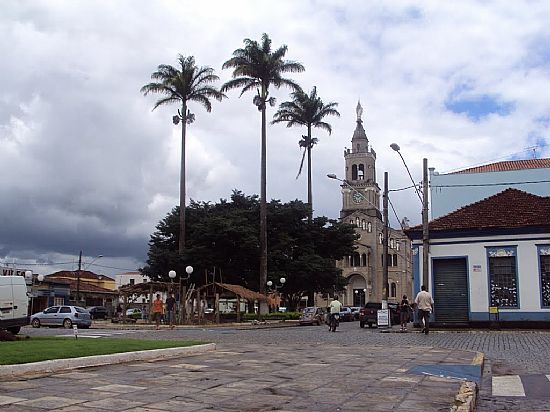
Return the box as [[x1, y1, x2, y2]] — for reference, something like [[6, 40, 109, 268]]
[[152, 294, 164, 330], [166, 292, 176, 329], [400, 295, 410, 332], [415, 285, 434, 335]]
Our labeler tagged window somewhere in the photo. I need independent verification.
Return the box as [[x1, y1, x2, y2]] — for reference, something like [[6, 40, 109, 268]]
[[488, 247, 518, 308], [391, 282, 397, 298], [352, 252, 361, 267], [379, 233, 383, 244], [393, 254, 398, 267], [350, 219, 354, 225], [367, 222, 372, 232], [54, 298, 64, 306], [361, 253, 367, 267], [352, 164, 358, 180], [129, 278, 135, 285], [358, 164, 364, 180], [44, 306, 59, 314], [361, 219, 366, 230], [539, 246, 550, 307], [60, 306, 71, 314], [356, 217, 360, 227], [396, 241, 401, 251], [390, 238, 395, 249]]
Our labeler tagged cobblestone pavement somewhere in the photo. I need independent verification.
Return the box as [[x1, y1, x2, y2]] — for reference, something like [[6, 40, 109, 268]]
[[0, 342, 475, 411], [22, 322, 550, 411]]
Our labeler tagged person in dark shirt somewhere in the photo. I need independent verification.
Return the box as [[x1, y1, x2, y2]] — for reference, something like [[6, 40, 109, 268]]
[[165, 293, 176, 329], [400, 295, 411, 332]]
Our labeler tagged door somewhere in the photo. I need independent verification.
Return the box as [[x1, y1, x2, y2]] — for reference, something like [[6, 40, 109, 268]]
[[433, 258, 469, 324], [42, 306, 60, 325], [0, 278, 14, 325]]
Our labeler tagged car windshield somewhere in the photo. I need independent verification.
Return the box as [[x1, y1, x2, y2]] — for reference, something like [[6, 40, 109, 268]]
[[303, 307, 315, 314], [75, 307, 88, 313]]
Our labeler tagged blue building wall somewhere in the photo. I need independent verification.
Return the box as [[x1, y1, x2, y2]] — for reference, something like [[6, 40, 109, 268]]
[[430, 167, 550, 219]]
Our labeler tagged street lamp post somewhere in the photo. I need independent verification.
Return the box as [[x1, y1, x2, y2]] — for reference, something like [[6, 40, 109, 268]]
[[267, 277, 286, 311], [390, 143, 429, 292], [169, 266, 193, 324]]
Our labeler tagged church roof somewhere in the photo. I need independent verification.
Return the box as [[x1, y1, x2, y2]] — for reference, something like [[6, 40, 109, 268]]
[[352, 120, 368, 141]]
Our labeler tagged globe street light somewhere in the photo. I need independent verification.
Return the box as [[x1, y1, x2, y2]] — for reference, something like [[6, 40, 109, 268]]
[[390, 143, 429, 292]]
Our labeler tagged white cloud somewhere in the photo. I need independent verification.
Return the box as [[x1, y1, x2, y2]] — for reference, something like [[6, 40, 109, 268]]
[[0, 0, 548, 275]]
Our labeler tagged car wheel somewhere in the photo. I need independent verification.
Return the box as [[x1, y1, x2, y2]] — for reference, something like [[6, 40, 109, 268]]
[[360, 321, 365, 328], [63, 319, 73, 329], [31, 319, 41, 328]]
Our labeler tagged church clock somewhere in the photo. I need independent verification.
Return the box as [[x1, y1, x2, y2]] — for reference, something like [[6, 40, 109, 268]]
[[352, 191, 364, 204]]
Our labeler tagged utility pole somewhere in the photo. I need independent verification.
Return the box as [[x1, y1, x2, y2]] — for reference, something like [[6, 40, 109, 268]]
[[422, 158, 430, 292], [76, 250, 82, 303], [382, 172, 389, 308]]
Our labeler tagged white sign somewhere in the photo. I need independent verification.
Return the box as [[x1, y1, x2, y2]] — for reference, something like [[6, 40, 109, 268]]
[[377, 309, 390, 327]]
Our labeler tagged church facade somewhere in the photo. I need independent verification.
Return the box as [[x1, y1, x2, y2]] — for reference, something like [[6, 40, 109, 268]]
[[331, 104, 413, 307]]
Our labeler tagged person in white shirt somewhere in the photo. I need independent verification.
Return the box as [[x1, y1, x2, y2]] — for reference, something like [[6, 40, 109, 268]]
[[415, 285, 434, 335], [328, 296, 343, 326]]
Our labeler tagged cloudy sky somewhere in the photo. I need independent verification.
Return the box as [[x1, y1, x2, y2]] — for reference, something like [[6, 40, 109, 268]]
[[1, 1, 549, 276]]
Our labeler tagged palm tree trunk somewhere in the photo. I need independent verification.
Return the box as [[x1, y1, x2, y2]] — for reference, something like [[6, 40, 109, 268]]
[[178, 102, 187, 255], [259, 86, 268, 295], [307, 125, 313, 221]]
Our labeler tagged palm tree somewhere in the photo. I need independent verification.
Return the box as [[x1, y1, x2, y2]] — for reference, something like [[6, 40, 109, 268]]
[[141, 55, 224, 255], [222, 33, 304, 295], [272, 86, 340, 219]]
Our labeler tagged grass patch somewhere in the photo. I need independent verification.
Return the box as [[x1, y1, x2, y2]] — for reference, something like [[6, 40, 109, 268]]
[[0, 337, 205, 365]]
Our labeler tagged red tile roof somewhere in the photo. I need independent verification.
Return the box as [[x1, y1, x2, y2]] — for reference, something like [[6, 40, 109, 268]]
[[47, 270, 115, 282], [450, 158, 550, 174], [405, 188, 550, 234]]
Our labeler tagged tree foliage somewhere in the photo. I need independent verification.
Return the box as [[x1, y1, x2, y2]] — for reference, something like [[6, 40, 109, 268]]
[[141, 191, 357, 309]]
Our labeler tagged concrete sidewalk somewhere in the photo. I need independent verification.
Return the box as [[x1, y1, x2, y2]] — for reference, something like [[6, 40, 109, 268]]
[[0, 343, 481, 411]]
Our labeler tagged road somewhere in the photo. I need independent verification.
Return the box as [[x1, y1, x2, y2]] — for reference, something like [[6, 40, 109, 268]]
[[21, 321, 550, 411]]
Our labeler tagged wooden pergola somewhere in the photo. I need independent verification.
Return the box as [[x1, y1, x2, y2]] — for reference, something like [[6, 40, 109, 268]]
[[118, 281, 174, 323], [196, 282, 267, 323]]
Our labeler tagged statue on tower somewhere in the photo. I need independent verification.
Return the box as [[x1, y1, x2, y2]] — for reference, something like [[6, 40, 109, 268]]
[[356, 100, 363, 122]]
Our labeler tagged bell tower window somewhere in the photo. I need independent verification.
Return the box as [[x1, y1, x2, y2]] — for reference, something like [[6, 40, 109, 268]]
[[358, 164, 364, 180], [352, 164, 358, 180]]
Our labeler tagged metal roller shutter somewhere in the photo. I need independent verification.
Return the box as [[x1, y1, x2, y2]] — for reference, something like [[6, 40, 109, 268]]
[[433, 258, 469, 324]]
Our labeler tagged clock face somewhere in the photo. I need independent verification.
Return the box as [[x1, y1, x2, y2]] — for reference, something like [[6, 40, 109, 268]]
[[352, 191, 363, 204]]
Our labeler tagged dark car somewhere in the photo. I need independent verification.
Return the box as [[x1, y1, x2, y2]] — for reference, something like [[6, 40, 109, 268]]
[[359, 302, 400, 328], [88, 306, 108, 320], [350, 307, 361, 320]]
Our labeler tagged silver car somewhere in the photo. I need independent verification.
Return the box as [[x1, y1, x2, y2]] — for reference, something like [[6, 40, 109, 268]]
[[31, 305, 92, 329]]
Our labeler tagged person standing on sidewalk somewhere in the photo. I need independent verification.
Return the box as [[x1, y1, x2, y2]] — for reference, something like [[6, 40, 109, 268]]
[[152, 294, 164, 330], [400, 295, 410, 332], [165, 292, 176, 329], [415, 285, 434, 335]]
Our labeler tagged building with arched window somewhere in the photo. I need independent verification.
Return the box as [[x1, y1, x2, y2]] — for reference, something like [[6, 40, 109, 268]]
[[320, 102, 412, 307]]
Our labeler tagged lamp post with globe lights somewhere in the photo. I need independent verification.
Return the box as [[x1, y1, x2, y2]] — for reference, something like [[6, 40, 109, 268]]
[[168, 266, 193, 324], [267, 277, 286, 312]]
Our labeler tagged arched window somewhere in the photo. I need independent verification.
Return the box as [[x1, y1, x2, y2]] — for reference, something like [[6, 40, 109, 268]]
[[391, 282, 397, 298], [390, 238, 395, 249], [352, 164, 358, 180], [379, 233, 383, 244], [358, 164, 365, 180], [367, 222, 372, 232], [361, 253, 367, 266], [356, 217, 360, 227], [350, 219, 354, 225], [352, 252, 361, 267], [361, 219, 366, 230], [396, 241, 401, 251], [393, 254, 398, 267]]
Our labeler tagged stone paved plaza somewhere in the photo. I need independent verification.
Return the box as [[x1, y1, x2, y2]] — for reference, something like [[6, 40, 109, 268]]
[[0, 342, 475, 411]]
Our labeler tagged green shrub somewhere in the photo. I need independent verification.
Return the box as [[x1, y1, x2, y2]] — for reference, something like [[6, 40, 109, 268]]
[[242, 312, 301, 321]]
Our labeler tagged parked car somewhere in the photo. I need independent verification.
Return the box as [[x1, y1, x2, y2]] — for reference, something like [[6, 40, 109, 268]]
[[299, 307, 326, 326], [350, 307, 361, 321], [87, 306, 108, 320], [339, 306, 354, 322], [126, 308, 142, 319], [359, 302, 400, 328], [31, 305, 91, 329]]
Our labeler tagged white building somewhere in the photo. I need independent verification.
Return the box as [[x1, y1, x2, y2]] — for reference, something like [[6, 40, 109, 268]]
[[430, 158, 550, 219], [405, 189, 550, 325], [115, 271, 149, 288]]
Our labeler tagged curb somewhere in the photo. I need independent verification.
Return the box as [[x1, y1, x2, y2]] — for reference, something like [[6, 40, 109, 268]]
[[0, 343, 216, 381], [451, 351, 484, 412]]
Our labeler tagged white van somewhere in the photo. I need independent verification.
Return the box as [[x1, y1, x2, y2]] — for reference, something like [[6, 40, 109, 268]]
[[0, 276, 29, 334]]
